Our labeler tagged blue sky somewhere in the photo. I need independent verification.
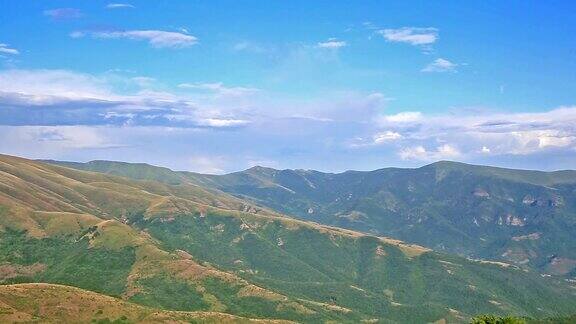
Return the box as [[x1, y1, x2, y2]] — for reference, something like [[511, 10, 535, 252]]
[[1, 1, 576, 173]]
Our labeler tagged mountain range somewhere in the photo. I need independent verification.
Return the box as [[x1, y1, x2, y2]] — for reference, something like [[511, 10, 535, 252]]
[[0, 154, 574, 323], [50, 159, 576, 277]]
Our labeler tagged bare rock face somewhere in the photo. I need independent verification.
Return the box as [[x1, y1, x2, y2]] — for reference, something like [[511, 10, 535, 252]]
[[497, 214, 525, 226], [473, 188, 490, 198], [545, 255, 576, 276], [522, 194, 564, 208], [512, 232, 541, 241], [522, 195, 536, 205], [550, 195, 564, 207]]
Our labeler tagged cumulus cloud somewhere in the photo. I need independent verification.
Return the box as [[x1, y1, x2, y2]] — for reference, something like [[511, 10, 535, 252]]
[[3, 68, 576, 171], [71, 30, 197, 48], [317, 38, 347, 49], [373, 107, 576, 160], [0, 44, 19, 55], [106, 3, 135, 9], [399, 144, 461, 161], [44, 8, 83, 20], [422, 58, 458, 73], [378, 27, 438, 46], [0, 69, 251, 129]]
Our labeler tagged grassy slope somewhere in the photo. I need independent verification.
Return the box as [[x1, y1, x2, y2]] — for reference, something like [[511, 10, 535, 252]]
[[1, 154, 574, 322], [185, 162, 576, 276], [0, 283, 291, 323], [0, 155, 322, 322], [47, 158, 576, 276]]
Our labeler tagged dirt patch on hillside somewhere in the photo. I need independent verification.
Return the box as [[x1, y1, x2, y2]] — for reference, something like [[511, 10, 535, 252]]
[[0, 263, 46, 282]]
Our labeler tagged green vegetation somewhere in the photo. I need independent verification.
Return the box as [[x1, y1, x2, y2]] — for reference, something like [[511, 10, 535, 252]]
[[0, 154, 575, 323], [185, 162, 576, 276], [0, 229, 135, 297], [527, 314, 576, 323], [129, 276, 208, 310], [49, 158, 576, 276], [471, 314, 526, 324]]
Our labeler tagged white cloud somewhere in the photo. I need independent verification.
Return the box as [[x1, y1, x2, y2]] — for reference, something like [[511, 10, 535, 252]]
[[0, 44, 19, 55], [378, 27, 438, 46], [317, 38, 347, 49], [399, 144, 460, 161], [44, 8, 83, 20], [379, 111, 422, 123], [506, 130, 576, 154], [71, 30, 197, 48], [106, 3, 135, 9], [0, 69, 254, 129], [399, 145, 427, 160], [4, 68, 576, 171], [0, 69, 113, 101], [436, 144, 461, 158], [178, 82, 259, 97], [196, 118, 249, 128], [373, 131, 402, 144], [373, 107, 576, 159], [422, 58, 458, 73]]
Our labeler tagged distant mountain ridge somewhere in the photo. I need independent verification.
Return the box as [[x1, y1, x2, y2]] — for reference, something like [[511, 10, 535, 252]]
[[45, 158, 576, 277]]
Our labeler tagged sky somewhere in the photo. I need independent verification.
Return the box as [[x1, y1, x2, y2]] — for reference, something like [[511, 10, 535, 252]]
[[1, 1, 576, 173]]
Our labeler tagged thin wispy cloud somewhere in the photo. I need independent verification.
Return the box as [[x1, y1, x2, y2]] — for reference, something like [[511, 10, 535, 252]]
[[106, 3, 135, 9], [378, 27, 438, 46], [178, 82, 259, 97], [0, 44, 19, 55], [373, 131, 402, 144], [232, 41, 269, 53], [317, 38, 347, 49], [71, 30, 197, 48], [44, 8, 83, 20], [422, 58, 458, 73]]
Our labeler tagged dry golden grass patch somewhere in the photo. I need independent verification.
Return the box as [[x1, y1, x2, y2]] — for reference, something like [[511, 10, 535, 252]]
[[0, 283, 292, 323]]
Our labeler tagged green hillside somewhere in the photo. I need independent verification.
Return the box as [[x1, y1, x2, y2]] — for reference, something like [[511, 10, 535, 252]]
[[195, 162, 576, 276], [49, 159, 576, 277], [2, 154, 573, 323]]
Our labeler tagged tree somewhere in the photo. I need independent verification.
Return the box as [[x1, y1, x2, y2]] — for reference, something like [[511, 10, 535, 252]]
[[471, 315, 526, 324]]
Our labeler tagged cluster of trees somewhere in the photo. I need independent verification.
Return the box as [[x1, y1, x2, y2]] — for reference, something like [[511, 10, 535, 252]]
[[471, 315, 526, 324]]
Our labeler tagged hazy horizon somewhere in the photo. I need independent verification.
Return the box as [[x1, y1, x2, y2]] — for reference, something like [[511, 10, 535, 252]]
[[2, 1, 576, 173], [33, 154, 576, 175]]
